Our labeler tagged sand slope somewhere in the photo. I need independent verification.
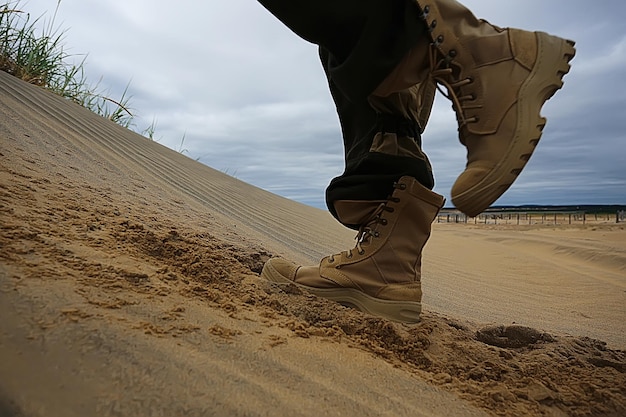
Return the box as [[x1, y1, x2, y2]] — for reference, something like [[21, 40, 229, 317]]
[[1, 71, 625, 416]]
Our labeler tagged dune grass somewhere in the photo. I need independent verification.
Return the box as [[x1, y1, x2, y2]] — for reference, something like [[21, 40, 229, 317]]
[[0, 0, 135, 128]]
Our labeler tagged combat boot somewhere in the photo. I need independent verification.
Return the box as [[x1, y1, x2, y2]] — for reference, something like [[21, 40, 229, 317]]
[[380, 0, 576, 216], [261, 176, 445, 323]]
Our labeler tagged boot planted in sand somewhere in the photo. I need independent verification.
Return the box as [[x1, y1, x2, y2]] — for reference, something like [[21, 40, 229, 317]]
[[261, 177, 444, 323]]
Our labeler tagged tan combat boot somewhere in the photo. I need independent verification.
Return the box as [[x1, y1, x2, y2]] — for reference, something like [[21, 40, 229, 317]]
[[261, 176, 445, 323], [379, 0, 576, 216]]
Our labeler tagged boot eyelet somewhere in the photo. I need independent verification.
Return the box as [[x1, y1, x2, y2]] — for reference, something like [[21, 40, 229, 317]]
[[437, 35, 444, 43], [430, 20, 437, 29], [335, 265, 342, 269], [449, 49, 457, 58], [346, 252, 353, 259], [424, 6, 430, 13], [328, 256, 335, 263], [381, 219, 388, 226], [373, 231, 380, 238], [358, 250, 365, 256], [399, 183, 407, 190]]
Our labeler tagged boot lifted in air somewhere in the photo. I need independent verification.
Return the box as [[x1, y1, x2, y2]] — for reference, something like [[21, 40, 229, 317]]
[[378, 0, 576, 216]]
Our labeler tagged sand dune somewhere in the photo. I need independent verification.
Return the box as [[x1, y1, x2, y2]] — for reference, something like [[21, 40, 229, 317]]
[[1, 71, 625, 416]]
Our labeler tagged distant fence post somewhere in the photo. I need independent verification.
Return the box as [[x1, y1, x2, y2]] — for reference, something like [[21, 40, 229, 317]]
[[438, 209, 624, 225]]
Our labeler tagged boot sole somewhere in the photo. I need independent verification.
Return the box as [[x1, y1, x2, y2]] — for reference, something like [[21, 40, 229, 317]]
[[452, 33, 576, 217], [261, 261, 422, 323]]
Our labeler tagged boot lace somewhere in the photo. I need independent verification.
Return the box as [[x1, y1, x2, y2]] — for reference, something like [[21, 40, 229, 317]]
[[428, 43, 479, 129], [328, 182, 404, 263]]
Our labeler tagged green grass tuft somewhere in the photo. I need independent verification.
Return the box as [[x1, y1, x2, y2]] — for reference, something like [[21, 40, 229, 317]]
[[0, 0, 134, 127]]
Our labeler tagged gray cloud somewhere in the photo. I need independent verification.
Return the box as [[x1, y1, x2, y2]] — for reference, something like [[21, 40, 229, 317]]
[[27, 0, 626, 208]]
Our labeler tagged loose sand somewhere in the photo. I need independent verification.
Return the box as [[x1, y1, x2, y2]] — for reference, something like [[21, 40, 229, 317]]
[[1, 71, 625, 417]]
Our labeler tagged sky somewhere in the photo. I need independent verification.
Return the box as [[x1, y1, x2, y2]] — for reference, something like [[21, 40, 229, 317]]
[[24, 0, 626, 209]]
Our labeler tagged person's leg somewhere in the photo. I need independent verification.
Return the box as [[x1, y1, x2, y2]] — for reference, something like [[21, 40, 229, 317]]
[[262, 77, 443, 322], [260, 47, 444, 323], [258, 0, 443, 322], [318, 47, 436, 228]]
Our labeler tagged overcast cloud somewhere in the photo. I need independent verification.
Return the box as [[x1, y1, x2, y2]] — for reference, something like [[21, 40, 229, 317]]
[[25, 0, 626, 208]]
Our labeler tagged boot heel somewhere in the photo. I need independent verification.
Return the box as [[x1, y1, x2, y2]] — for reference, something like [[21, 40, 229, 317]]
[[534, 33, 576, 101]]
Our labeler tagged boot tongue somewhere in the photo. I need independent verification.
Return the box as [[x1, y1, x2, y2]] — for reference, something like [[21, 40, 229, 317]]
[[333, 200, 385, 228]]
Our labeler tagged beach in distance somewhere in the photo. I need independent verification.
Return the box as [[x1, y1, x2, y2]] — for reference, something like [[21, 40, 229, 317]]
[[1, 71, 625, 417]]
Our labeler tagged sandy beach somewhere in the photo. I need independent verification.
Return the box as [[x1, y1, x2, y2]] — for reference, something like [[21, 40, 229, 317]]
[[1, 71, 625, 416]]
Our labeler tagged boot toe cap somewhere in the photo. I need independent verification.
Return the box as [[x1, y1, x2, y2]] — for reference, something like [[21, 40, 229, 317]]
[[261, 257, 299, 283]]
